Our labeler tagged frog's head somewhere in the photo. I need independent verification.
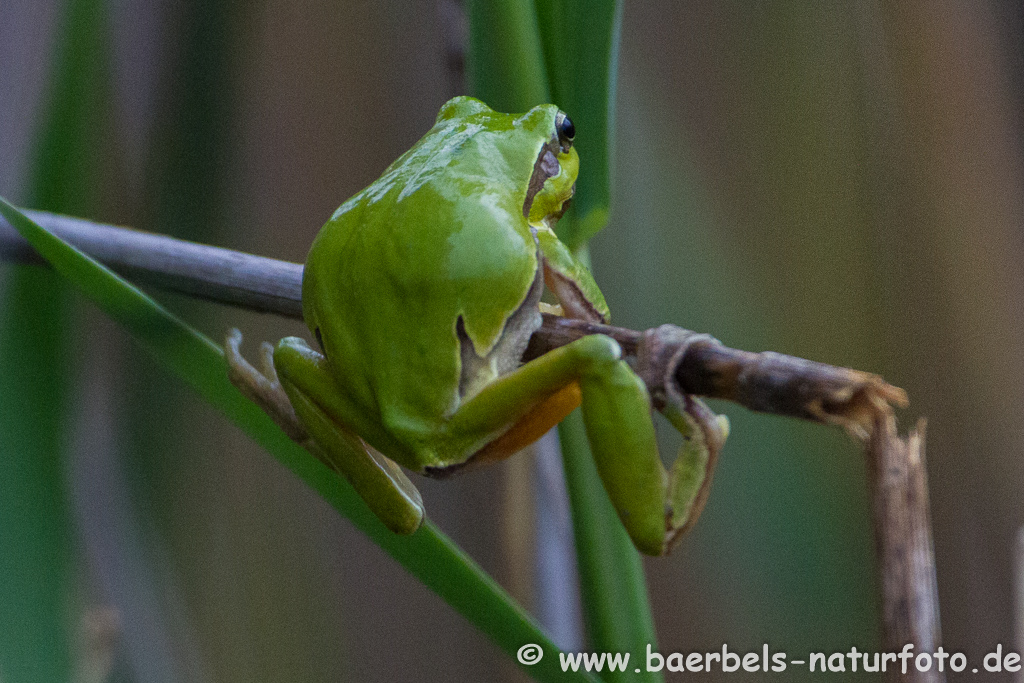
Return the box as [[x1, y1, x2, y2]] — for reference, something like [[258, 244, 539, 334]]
[[433, 97, 578, 229], [523, 107, 578, 228]]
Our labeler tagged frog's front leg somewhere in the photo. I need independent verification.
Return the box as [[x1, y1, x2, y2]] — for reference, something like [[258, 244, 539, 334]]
[[443, 334, 726, 556], [227, 331, 424, 535]]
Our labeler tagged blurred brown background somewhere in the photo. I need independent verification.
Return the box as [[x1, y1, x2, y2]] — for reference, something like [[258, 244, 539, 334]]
[[2, 1, 1024, 681]]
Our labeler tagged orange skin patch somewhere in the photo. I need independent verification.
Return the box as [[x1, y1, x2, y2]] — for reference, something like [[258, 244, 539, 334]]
[[470, 382, 582, 465]]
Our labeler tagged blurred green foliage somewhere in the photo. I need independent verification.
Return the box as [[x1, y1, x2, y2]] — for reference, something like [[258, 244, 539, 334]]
[[0, 0, 108, 679]]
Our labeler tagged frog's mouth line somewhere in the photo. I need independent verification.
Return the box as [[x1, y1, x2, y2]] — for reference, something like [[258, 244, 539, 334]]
[[522, 136, 572, 221]]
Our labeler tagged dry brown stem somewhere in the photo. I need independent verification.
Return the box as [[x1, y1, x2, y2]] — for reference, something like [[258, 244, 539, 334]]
[[867, 418, 943, 683], [527, 317, 908, 435]]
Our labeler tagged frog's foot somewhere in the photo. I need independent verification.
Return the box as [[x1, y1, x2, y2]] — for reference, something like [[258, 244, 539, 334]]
[[225, 328, 310, 444], [658, 395, 729, 550], [634, 327, 730, 551]]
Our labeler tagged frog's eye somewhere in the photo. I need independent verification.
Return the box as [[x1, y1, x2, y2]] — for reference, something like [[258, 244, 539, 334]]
[[556, 112, 575, 152]]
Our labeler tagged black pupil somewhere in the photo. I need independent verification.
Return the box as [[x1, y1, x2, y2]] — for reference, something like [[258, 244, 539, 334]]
[[560, 115, 575, 142]]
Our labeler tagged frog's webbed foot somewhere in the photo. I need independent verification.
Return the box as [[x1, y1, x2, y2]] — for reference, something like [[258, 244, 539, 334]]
[[657, 394, 729, 549], [632, 326, 730, 551], [225, 328, 310, 444]]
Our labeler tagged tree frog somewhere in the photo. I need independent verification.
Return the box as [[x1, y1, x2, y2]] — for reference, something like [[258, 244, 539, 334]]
[[226, 96, 727, 556]]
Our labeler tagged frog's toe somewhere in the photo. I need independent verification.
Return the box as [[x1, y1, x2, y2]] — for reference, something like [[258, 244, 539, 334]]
[[225, 329, 308, 442]]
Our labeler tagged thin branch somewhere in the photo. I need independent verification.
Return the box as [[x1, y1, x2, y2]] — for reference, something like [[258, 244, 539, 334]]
[[0, 209, 908, 429], [3, 210, 304, 317]]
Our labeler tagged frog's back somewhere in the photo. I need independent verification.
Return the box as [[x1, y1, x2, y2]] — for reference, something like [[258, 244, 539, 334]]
[[302, 99, 548, 462]]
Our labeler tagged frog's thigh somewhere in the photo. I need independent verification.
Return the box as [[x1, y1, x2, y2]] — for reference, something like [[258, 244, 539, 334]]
[[469, 383, 581, 465], [273, 337, 424, 535], [446, 334, 669, 554]]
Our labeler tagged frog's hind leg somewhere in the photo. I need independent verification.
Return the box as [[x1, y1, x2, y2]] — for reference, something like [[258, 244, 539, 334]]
[[461, 383, 581, 468], [443, 335, 669, 553], [438, 333, 725, 555], [226, 330, 425, 535], [284, 379, 425, 535]]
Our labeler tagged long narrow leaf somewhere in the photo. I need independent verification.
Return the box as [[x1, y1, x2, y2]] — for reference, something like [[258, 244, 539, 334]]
[[535, 0, 623, 249], [465, 0, 550, 110], [468, 5, 659, 679], [558, 413, 660, 683], [0, 198, 600, 683], [532, 5, 661, 680]]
